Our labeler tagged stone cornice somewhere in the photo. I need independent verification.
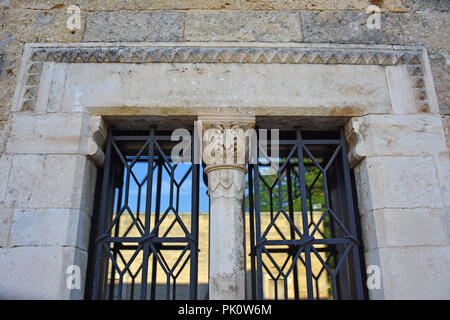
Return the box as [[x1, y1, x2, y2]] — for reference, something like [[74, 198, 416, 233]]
[[14, 42, 432, 114]]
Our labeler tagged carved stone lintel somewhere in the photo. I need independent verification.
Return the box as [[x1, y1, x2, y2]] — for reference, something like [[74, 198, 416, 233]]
[[86, 116, 107, 167], [18, 44, 432, 113]]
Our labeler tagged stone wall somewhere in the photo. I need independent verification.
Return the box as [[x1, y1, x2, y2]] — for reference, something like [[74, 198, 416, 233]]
[[0, 0, 449, 299], [0, 1, 449, 152]]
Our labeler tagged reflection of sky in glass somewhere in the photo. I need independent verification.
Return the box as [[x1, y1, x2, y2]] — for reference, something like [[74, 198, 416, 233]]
[[123, 161, 209, 214]]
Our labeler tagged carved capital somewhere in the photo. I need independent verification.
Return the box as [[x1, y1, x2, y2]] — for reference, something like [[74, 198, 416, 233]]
[[198, 115, 255, 167], [87, 116, 107, 167]]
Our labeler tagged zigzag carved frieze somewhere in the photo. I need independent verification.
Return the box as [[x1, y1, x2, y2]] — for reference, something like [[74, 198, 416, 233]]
[[19, 45, 429, 112]]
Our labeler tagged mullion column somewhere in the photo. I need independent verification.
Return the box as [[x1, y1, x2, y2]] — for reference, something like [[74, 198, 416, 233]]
[[199, 115, 255, 300]]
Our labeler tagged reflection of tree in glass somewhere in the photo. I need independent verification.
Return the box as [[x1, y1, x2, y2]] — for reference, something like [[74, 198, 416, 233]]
[[246, 158, 326, 213], [246, 157, 336, 299]]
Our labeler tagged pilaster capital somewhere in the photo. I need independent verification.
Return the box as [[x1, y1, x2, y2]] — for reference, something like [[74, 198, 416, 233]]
[[345, 117, 367, 168], [86, 116, 107, 167]]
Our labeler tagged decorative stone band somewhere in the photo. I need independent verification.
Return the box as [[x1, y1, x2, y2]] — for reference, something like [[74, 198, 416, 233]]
[[204, 164, 248, 175], [205, 164, 247, 200], [15, 43, 433, 115]]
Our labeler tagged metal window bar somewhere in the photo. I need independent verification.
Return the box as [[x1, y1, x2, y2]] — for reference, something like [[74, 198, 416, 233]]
[[248, 128, 365, 300], [87, 128, 200, 300]]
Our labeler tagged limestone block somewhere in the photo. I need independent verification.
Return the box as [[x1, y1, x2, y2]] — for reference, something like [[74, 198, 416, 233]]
[[10, 208, 91, 251], [445, 209, 450, 244], [429, 57, 450, 115], [0, 246, 88, 299], [385, 65, 416, 114], [0, 154, 11, 202], [62, 62, 391, 116], [184, 11, 302, 42], [47, 63, 69, 112], [5, 154, 97, 213], [409, 0, 450, 12], [347, 114, 447, 160], [124, 0, 408, 12], [0, 113, 8, 155], [361, 208, 447, 252], [300, 11, 407, 45], [367, 246, 450, 299], [6, 112, 91, 154], [0, 207, 13, 246], [4, 9, 84, 43], [84, 11, 183, 42], [402, 13, 450, 55], [354, 156, 443, 214], [435, 152, 450, 208], [0, 0, 10, 8], [363, 249, 385, 300], [126, 0, 213, 10], [12, 0, 126, 10], [0, 40, 22, 109], [301, 10, 449, 55], [443, 115, 450, 149]]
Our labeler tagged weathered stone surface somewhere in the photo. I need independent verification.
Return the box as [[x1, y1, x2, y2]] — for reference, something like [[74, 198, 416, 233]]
[[443, 115, 450, 148], [6, 112, 91, 154], [84, 11, 184, 42], [5, 154, 95, 211], [385, 65, 416, 114], [4, 9, 84, 43], [11, 0, 409, 12], [0, 0, 10, 8], [354, 156, 443, 214], [47, 63, 69, 112], [12, 0, 126, 10], [201, 115, 254, 300], [363, 248, 385, 299], [430, 57, 450, 114], [185, 11, 303, 42], [126, 0, 213, 10], [0, 40, 22, 110], [347, 114, 448, 160], [0, 154, 11, 202], [409, 0, 450, 13], [0, 208, 13, 246], [361, 208, 447, 251], [402, 13, 450, 55], [435, 152, 450, 208], [0, 113, 9, 155], [371, 246, 450, 299], [301, 11, 407, 44], [0, 246, 88, 299], [446, 209, 450, 244], [61, 62, 391, 115], [207, 166, 247, 300], [10, 208, 91, 250], [301, 10, 450, 56]]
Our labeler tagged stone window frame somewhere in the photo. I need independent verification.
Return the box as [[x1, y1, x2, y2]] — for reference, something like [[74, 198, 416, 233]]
[[4, 42, 446, 299]]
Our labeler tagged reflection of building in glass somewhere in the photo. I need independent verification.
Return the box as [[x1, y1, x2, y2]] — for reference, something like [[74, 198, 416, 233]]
[[107, 211, 331, 300]]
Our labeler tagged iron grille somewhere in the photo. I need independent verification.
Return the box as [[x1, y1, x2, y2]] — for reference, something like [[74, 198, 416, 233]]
[[86, 128, 201, 300], [247, 128, 365, 300]]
